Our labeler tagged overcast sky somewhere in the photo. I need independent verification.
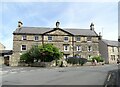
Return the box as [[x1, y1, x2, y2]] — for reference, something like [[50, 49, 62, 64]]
[[0, 0, 119, 50]]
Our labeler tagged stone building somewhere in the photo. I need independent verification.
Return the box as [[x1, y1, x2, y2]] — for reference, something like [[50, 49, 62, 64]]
[[99, 39, 120, 64], [0, 42, 13, 65], [11, 21, 100, 66], [0, 42, 5, 65]]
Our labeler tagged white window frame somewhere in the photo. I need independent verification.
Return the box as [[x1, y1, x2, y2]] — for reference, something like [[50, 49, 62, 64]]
[[64, 36, 69, 42], [64, 45, 69, 51], [76, 37, 80, 42], [88, 46, 92, 52], [34, 35, 39, 41], [64, 55, 68, 59], [21, 45, 27, 51], [22, 35, 27, 40], [76, 45, 81, 51], [48, 36, 52, 41]]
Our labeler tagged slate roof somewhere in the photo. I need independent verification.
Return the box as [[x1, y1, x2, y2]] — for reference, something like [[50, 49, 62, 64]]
[[102, 39, 120, 47], [13, 27, 98, 36], [0, 50, 13, 56]]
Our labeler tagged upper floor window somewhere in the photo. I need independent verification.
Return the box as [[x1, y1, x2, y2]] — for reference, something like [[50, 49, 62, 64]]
[[22, 35, 27, 40], [112, 47, 114, 52], [48, 36, 52, 41], [64, 45, 69, 51], [21, 45, 27, 51], [76, 37, 80, 41], [88, 46, 92, 52], [76, 45, 81, 51], [118, 47, 119, 52], [35, 35, 39, 41], [87, 37, 92, 41], [64, 37, 68, 42]]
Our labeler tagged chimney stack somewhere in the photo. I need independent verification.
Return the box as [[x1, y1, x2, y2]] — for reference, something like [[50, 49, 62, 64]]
[[98, 32, 102, 40], [56, 21, 60, 28], [90, 22, 94, 31], [18, 21, 23, 28]]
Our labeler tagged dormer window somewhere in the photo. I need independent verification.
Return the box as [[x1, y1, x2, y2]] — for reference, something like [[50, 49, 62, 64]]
[[64, 36, 68, 42], [22, 35, 27, 40]]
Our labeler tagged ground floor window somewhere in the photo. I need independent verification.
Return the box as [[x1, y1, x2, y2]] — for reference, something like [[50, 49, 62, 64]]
[[111, 55, 115, 61], [64, 54, 69, 59], [21, 45, 27, 51]]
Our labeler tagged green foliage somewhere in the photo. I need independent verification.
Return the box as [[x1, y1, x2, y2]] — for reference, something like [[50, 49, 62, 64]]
[[20, 52, 34, 63], [91, 56, 104, 62], [39, 44, 63, 62], [66, 57, 87, 66], [29, 46, 40, 62], [20, 44, 63, 64]]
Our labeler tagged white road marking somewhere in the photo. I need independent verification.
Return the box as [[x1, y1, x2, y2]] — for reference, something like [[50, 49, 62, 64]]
[[107, 74, 111, 81]]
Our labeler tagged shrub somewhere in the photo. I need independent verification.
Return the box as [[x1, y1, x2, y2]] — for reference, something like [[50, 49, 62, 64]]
[[66, 57, 87, 66], [91, 56, 104, 63]]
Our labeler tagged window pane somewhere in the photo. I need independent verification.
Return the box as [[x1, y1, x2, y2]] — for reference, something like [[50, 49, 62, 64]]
[[77, 46, 81, 51], [88, 46, 92, 51], [48, 36, 52, 41], [22, 45, 26, 50], [76, 37, 80, 41], [64, 37, 68, 41], [35, 35, 39, 40], [22, 35, 27, 40], [64, 45, 69, 51]]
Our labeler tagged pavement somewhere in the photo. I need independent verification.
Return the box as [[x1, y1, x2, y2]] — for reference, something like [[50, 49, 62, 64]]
[[0, 64, 118, 86]]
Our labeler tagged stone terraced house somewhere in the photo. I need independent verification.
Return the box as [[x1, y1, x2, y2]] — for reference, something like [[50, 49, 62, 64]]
[[10, 21, 100, 66], [99, 39, 120, 64]]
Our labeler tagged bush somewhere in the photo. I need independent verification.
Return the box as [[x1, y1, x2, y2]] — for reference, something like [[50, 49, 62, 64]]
[[66, 57, 87, 66], [91, 56, 104, 63]]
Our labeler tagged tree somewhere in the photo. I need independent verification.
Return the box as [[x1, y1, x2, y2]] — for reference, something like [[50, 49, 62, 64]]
[[20, 44, 63, 64], [39, 44, 63, 62], [20, 52, 33, 64], [91, 56, 104, 63], [29, 46, 40, 62]]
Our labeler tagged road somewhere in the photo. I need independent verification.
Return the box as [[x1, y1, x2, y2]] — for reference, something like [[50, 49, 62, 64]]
[[0, 64, 119, 86]]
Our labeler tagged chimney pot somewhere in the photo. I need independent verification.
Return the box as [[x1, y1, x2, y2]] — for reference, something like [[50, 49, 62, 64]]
[[90, 22, 94, 30], [18, 21, 23, 27]]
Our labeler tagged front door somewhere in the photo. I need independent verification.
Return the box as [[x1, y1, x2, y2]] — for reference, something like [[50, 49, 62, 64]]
[[4, 56, 9, 66]]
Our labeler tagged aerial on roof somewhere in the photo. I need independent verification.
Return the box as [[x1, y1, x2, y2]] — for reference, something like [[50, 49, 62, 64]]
[[102, 39, 120, 46], [13, 27, 98, 36]]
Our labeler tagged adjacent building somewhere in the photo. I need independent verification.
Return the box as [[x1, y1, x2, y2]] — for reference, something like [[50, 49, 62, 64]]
[[99, 39, 120, 64], [11, 21, 100, 66], [0, 42, 13, 66], [0, 42, 5, 65]]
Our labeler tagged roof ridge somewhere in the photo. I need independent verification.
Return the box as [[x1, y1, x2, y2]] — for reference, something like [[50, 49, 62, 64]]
[[20, 26, 52, 29]]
